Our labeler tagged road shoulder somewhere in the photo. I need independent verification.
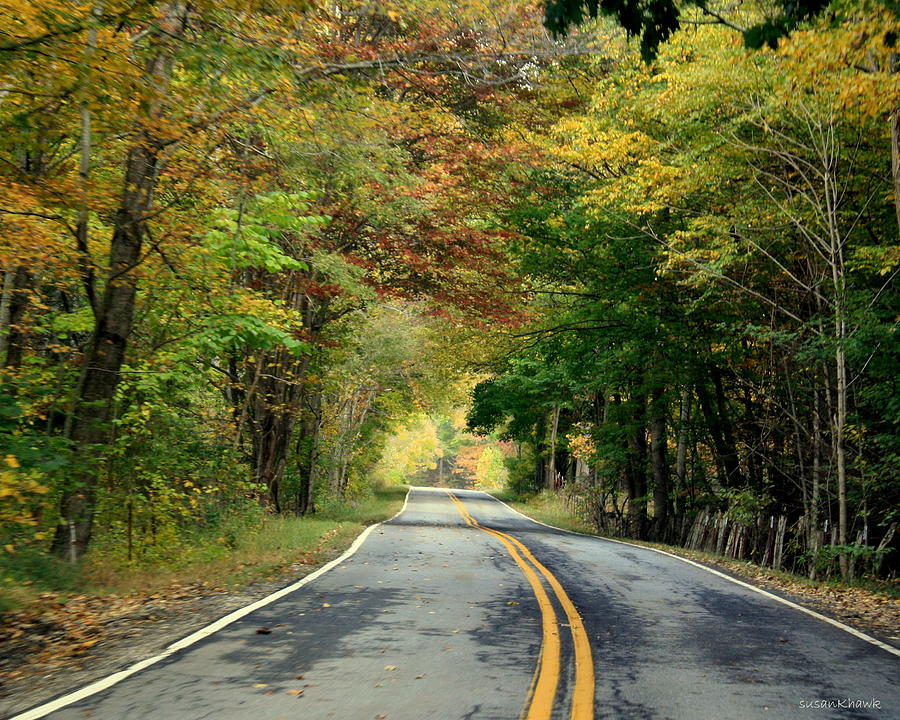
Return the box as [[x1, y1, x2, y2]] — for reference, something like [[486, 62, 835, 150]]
[[0, 489, 410, 720], [496, 493, 900, 653]]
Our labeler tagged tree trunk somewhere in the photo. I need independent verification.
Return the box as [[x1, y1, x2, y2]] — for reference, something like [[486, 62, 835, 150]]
[[296, 388, 322, 516], [649, 389, 670, 535], [0, 269, 14, 361], [696, 370, 744, 488], [546, 404, 560, 489], [533, 412, 547, 492], [823, 137, 850, 580], [625, 392, 648, 539], [892, 107, 900, 235], [1, 266, 33, 369], [833, 285, 850, 580], [51, 3, 188, 561], [674, 384, 692, 520], [809, 382, 823, 579]]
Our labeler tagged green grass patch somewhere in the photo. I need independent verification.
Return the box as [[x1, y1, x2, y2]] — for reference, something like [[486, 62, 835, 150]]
[[491, 489, 596, 535], [0, 484, 408, 613]]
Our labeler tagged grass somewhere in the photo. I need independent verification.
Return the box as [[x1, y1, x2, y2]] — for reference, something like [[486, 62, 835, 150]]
[[0, 484, 408, 613], [491, 488, 597, 535]]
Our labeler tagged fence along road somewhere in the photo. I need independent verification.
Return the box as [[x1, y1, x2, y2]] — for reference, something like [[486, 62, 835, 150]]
[[12, 486, 899, 720]]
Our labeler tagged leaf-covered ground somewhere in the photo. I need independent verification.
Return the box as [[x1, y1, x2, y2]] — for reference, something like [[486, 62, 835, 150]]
[[0, 487, 409, 717], [0, 551, 341, 717], [0, 512, 381, 718]]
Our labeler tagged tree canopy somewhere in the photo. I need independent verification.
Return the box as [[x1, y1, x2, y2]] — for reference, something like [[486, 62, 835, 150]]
[[1, 0, 897, 584]]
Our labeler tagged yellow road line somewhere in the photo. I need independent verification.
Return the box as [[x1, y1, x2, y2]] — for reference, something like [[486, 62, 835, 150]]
[[447, 490, 595, 720], [446, 492, 560, 720], [499, 530, 595, 720]]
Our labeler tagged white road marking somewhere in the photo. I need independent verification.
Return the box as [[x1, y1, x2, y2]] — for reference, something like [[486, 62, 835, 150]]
[[10, 488, 413, 720], [483, 490, 900, 659]]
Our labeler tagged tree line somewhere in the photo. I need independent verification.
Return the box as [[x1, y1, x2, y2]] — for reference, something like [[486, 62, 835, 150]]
[[0, 0, 587, 564], [1, 0, 896, 586], [469, 1, 899, 581]]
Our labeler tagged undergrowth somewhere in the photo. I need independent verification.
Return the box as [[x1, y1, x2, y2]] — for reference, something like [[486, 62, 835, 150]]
[[0, 484, 408, 613]]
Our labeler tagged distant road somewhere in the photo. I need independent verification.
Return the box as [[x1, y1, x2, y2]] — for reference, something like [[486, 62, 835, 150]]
[[14, 487, 899, 720]]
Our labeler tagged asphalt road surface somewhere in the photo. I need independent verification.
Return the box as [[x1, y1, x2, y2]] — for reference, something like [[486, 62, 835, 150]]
[[12, 487, 899, 720]]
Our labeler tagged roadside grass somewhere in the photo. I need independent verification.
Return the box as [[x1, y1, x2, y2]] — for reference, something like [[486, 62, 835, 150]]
[[491, 488, 597, 536], [498, 489, 900, 602], [0, 484, 408, 613]]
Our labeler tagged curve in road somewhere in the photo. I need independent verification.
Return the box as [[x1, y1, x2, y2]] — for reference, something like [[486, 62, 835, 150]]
[[7, 486, 898, 720]]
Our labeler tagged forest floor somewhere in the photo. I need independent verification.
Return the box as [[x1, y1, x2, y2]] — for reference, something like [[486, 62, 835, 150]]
[[0, 486, 408, 719], [500, 490, 900, 651]]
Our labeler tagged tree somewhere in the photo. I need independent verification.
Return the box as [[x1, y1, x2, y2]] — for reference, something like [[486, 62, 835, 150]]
[[478, 17, 897, 575]]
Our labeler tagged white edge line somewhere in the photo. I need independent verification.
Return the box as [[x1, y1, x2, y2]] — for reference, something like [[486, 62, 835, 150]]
[[9, 487, 413, 720], [483, 490, 900, 659]]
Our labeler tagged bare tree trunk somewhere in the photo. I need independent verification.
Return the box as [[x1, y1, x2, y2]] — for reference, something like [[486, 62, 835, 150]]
[[75, 6, 100, 315], [696, 372, 744, 488], [674, 385, 692, 520], [822, 120, 850, 580], [649, 388, 669, 535], [1, 266, 32, 368], [296, 388, 322, 516], [892, 108, 900, 235], [547, 404, 560, 489], [533, 414, 547, 491], [325, 383, 375, 496], [234, 354, 264, 452], [625, 392, 648, 539], [809, 382, 823, 579], [0, 269, 13, 360], [51, 3, 189, 561], [833, 294, 849, 579]]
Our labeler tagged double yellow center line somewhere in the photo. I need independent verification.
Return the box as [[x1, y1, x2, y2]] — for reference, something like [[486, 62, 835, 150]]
[[445, 491, 595, 720]]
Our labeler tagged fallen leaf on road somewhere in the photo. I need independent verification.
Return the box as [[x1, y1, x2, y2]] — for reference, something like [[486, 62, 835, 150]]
[[384, 665, 397, 671], [256, 627, 272, 634], [253, 683, 268, 688], [286, 689, 304, 696]]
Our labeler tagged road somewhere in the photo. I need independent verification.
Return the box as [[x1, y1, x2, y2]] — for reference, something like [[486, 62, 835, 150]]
[[12, 487, 899, 720]]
